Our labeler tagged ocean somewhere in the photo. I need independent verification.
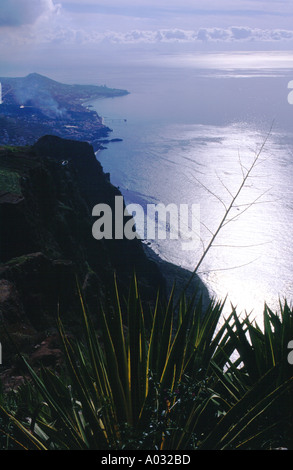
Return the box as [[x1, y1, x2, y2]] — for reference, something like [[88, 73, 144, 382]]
[[89, 53, 293, 323]]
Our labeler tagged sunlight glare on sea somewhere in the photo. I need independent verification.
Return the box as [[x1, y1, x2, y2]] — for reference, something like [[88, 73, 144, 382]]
[[93, 57, 293, 324]]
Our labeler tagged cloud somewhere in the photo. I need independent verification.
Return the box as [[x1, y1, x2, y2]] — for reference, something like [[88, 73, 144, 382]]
[[0, 0, 61, 27], [84, 26, 293, 45], [40, 25, 293, 46], [60, 0, 291, 13], [2, 9, 293, 50]]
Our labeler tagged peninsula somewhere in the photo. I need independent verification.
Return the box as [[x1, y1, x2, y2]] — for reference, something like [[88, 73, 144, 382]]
[[0, 73, 129, 149]]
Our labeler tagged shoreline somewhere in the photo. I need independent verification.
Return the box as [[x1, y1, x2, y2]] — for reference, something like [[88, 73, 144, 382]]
[[90, 102, 212, 310], [142, 242, 211, 310]]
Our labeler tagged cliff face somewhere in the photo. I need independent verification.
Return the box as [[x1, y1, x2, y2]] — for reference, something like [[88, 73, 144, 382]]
[[0, 136, 163, 371]]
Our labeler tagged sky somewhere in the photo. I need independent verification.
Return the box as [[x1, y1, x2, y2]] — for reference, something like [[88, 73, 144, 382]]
[[0, 1, 293, 80]]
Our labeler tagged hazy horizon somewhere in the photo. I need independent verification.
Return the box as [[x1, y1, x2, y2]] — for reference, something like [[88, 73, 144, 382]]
[[1, 1, 293, 83]]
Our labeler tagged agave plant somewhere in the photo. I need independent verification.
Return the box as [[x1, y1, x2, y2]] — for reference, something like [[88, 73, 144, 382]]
[[0, 275, 292, 450]]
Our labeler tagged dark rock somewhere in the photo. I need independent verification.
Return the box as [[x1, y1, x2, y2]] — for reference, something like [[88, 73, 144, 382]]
[[0, 136, 165, 373], [0, 253, 78, 330], [0, 370, 27, 393], [30, 334, 63, 368], [0, 279, 26, 324]]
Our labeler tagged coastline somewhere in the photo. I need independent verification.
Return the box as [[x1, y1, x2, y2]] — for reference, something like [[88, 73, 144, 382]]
[[142, 242, 211, 310], [91, 103, 212, 310]]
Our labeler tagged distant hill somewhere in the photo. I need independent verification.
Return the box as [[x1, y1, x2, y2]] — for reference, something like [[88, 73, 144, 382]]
[[0, 72, 129, 111], [0, 73, 129, 148]]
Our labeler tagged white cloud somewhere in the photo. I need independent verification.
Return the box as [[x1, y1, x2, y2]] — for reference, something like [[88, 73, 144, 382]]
[[1, 2, 293, 61], [59, 0, 291, 12], [57, 1, 293, 34], [69, 26, 293, 45], [3, 23, 293, 48], [0, 0, 61, 27]]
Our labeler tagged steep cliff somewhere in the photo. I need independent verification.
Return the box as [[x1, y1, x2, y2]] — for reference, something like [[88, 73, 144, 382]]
[[0, 136, 209, 386], [0, 136, 163, 372]]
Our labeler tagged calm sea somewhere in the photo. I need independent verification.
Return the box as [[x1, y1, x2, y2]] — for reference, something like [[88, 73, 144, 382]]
[[89, 54, 293, 322]]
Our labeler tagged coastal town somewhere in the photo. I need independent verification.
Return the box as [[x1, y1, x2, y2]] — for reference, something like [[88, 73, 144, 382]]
[[0, 73, 128, 149]]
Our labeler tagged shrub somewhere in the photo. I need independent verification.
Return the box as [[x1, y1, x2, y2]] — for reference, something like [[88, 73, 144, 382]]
[[0, 275, 292, 450]]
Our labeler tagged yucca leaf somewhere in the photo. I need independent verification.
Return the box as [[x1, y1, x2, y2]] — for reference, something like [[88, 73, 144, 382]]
[[99, 302, 131, 425], [199, 369, 292, 450], [222, 376, 293, 450], [263, 305, 276, 368], [57, 319, 114, 448], [160, 303, 192, 392], [0, 404, 48, 450]]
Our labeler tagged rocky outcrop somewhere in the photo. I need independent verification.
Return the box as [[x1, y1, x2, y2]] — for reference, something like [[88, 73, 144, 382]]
[[0, 136, 163, 381]]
